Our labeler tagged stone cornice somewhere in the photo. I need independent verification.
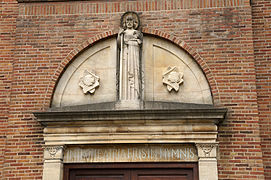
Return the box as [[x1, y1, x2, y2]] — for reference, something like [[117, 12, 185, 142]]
[[34, 107, 227, 127]]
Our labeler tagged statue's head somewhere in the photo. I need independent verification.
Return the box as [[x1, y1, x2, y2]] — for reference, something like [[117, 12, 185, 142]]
[[121, 11, 140, 30], [125, 15, 134, 29]]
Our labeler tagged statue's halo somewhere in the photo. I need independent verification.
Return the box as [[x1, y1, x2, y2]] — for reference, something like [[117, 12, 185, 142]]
[[120, 11, 140, 30]]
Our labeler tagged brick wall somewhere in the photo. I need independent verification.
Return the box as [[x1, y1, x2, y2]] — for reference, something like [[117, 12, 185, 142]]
[[0, 0, 269, 179], [252, 0, 271, 179], [0, 0, 18, 178]]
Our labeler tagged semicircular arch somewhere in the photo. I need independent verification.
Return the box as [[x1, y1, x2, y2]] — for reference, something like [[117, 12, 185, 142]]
[[47, 30, 219, 107]]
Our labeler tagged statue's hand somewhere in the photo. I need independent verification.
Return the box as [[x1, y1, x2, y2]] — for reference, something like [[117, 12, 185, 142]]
[[136, 39, 142, 45]]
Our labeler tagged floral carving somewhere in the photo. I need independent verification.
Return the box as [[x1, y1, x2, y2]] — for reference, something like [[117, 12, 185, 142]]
[[79, 70, 100, 94], [162, 66, 184, 92]]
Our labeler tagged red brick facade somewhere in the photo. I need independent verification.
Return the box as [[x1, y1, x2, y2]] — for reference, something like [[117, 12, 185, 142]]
[[0, 0, 271, 179], [252, 0, 271, 179], [0, 0, 18, 178]]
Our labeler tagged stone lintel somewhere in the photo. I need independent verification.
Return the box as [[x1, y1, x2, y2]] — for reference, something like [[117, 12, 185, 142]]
[[64, 144, 198, 163]]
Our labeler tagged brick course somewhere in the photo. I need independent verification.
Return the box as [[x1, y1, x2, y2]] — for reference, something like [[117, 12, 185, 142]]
[[0, 0, 270, 179]]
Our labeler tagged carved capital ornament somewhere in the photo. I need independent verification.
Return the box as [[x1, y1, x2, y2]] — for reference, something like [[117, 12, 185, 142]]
[[46, 146, 61, 158], [44, 145, 65, 160], [196, 143, 218, 158]]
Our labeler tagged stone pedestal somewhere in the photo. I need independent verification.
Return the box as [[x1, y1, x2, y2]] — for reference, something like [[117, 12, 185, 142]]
[[196, 143, 218, 180], [43, 146, 65, 180], [116, 100, 142, 109]]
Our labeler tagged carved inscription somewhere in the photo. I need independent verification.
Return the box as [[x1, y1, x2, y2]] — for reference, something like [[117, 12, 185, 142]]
[[64, 144, 197, 163]]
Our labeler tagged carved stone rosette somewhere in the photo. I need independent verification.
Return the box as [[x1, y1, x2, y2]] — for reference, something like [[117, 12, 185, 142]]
[[79, 70, 99, 94], [163, 66, 184, 92]]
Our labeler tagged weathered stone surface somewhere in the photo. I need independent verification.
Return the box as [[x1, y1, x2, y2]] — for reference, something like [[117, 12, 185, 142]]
[[52, 38, 117, 107], [143, 36, 212, 104], [43, 161, 63, 180]]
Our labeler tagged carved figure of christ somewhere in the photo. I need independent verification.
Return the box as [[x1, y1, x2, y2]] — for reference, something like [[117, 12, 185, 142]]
[[117, 12, 142, 107]]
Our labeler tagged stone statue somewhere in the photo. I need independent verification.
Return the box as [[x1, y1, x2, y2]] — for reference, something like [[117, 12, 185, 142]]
[[117, 11, 143, 104]]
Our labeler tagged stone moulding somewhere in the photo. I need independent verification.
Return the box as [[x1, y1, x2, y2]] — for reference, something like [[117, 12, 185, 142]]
[[34, 102, 227, 145]]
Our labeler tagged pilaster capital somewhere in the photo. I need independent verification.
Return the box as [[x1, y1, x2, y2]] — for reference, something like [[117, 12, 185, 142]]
[[196, 143, 218, 158], [44, 145, 65, 160]]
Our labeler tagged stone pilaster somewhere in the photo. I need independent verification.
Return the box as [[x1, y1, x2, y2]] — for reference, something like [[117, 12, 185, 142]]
[[196, 143, 218, 180], [43, 146, 65, 180]]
